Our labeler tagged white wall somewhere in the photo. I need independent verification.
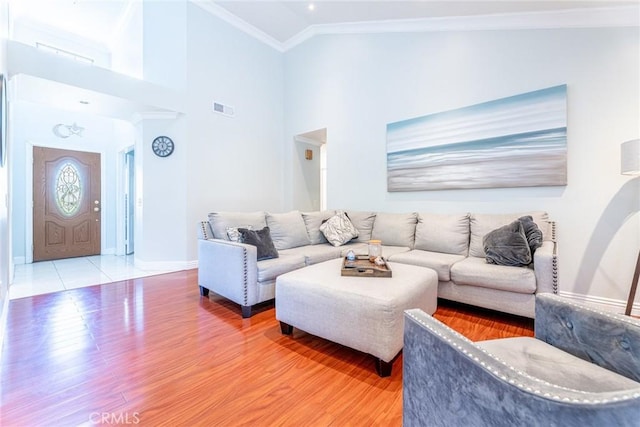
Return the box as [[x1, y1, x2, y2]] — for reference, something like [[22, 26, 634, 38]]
[[142, 0, 187, 91], [284, 28, 640, 306], [0, 0, 10, 345], [111, 1, 143, 79], [127, 0, 189, 266], [133, 113, 189, 267], [184, 3, 285, 260]]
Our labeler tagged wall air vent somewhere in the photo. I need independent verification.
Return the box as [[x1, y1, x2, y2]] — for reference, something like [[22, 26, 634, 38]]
[[212, 101, 235, 117]]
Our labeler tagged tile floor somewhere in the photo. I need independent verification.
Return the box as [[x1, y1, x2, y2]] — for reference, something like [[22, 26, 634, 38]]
[[9, 255, 179, 300]]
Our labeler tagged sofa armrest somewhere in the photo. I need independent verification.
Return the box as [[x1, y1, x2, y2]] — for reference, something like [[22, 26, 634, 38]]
[[535, 293, 640, 382], [198, 238, 259, 306], [533, 239, 558, 295], [403, 308, 640, 427], [197, 221, 214, 240]]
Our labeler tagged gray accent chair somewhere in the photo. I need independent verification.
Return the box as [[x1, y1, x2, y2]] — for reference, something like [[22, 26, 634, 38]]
[[403, 293, 640, 427]]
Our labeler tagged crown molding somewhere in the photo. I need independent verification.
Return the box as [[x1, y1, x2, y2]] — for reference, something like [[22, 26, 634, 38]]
[[192, 2, 639, 53], [191, 0, 284, 52], [285, 5, 639, 50]]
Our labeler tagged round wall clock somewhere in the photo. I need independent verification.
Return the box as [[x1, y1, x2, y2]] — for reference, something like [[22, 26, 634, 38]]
[[152, 136, 174, 157]]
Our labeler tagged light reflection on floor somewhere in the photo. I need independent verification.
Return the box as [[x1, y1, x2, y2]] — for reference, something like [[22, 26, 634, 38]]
[[10, 255, 178, 299]]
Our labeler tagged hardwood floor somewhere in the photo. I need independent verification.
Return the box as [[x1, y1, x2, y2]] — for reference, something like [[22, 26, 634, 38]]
[[1, 270, 533, 426]]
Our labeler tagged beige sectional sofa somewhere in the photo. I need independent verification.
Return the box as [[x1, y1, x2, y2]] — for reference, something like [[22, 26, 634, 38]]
[[197, 210, 557, 318]]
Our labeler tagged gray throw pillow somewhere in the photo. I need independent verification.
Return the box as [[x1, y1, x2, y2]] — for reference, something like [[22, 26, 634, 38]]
[[483, 220, 532, 267], [238, 226, 279, 261], [518, 215, 543, 254]]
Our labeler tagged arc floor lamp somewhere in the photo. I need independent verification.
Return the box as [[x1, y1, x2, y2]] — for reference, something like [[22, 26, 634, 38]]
[[622, 139, 640, 316]]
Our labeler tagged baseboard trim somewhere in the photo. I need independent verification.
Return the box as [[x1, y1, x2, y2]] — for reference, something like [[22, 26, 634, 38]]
[[134, 259, 198, 271], [557, 291, 636, 316]]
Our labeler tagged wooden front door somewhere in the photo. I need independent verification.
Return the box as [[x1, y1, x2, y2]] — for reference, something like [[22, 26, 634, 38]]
[[33, 147, 101, 261]]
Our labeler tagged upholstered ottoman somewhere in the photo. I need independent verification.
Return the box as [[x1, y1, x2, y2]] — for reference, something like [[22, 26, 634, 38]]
[[275, 258, 438, 376]]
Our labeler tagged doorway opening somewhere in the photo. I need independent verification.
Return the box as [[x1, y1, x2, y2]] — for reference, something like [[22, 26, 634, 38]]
[[320, 143, 327, 211], [124, 149, 135, 255], [295, 128, 327, 211]]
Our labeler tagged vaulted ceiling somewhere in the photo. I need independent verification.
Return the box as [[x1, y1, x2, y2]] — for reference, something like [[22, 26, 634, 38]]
[[212, 0, 638, 43], [7, 0, 638, 120], [9, 0, 638, 47]]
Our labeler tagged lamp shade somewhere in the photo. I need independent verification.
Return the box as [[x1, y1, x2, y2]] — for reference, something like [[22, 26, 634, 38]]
[[621, 139, 640, 176]]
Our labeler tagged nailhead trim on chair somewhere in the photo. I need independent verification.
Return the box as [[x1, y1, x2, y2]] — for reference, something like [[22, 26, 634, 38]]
[[550, 221, 559, 294], [406, 311, 640, 404], [242, 247, 248, 307], [199, 221, 216, 240], [552, 256, 559, 294]]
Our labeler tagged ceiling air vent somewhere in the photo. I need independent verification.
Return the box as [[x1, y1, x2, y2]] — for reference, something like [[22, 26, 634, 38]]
[[212, 101, 234, 117]]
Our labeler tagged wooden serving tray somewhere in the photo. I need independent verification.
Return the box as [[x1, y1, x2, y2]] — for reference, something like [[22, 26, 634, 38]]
[[341, 255, 392, 278]]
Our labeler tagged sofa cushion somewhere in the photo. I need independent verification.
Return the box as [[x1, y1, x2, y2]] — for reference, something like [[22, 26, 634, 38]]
[[483, 220, 532, 267], [371, 212, 418, 248], [302, 210, 336, 245], [320, 211, 359, 246], [279, 245, 342, 266], [346, 211, 376, 243], [450, 257, 536, 294], [208, 211, 266, 240], [415, 213, 469, 256], [266, 211, 311, 250], [256, 254, 306, 283], [339, 242, 369, 257], [389, 250, 466, 282], [379, 245, 412, 259], [469, 212, 549, 258], [238, 226, 279, 261], [336, 243, 410, 259]]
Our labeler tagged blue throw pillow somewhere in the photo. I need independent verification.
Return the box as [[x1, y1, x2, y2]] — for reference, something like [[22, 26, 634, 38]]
[[238, 226, 279, 261]]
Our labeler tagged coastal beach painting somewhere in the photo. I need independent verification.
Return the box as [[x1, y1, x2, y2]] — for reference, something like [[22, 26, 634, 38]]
[[386, 85, 568, 191]]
